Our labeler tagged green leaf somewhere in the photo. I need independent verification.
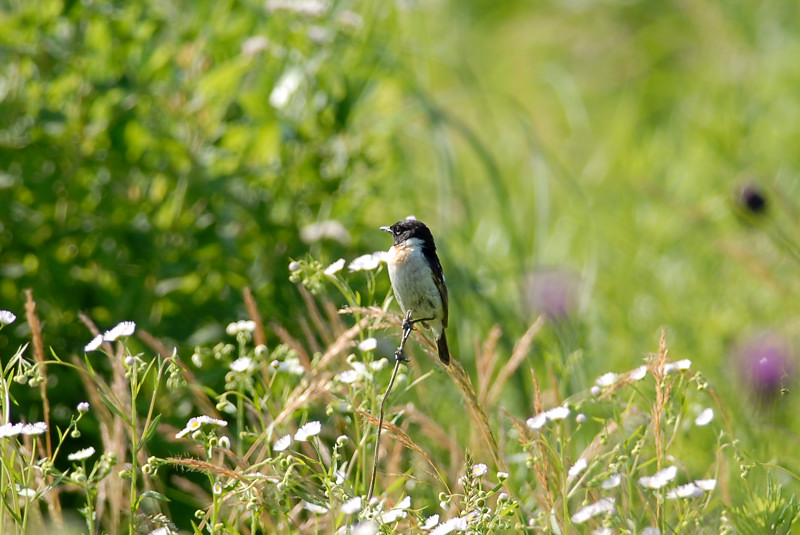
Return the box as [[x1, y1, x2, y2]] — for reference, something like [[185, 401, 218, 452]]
[[96, 387, 130, 426], [139, 413, 162, 449]]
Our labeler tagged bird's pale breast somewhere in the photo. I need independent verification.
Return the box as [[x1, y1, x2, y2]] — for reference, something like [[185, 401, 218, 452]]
[[386, 238, 444, 335]]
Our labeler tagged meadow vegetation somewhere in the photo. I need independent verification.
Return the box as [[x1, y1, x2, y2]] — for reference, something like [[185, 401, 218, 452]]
[[2, 0, 800, 533]]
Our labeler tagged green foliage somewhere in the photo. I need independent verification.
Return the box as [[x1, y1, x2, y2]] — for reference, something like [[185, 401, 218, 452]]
[[3, 0, 800, 531], [729, 476, 800, 535], [1, 0, 404, 353]]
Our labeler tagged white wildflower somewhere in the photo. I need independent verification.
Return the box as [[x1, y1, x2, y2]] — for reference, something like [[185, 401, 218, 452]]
[[642, 528, 660, 535], [324, 258, 346, 276], [226, 320, 256, 336], [695, 479, 716, 491], [576, 413, 587, 423], [338, 10, 364, 31], [242, 35, 269, 57], [631, 365, 648, 380], [497, 471, 509, 481], [526, 405, 570, 430], [341, 496, 362, 514], [0, 310, 16, 325], [276, 357, 305, 375], [20, 422, 47, 435], [301, 220, 350, 245], [265, 0, 330, 17], [380, 496, 411, 522], [357, 338, 378, 351], [595, 372, 618, 387], [667, 483, 704, 499], [590, 385, 601, 396], [230, 357, 254, 373], [77, 402, 90, 413], [431, 517, 468, 535], [695, 408, 714, 426], [471, 463, 488, 477], [663, 359, 691, 374], [68, 447, 96, 461], [274, 434, 292, 452], [568, 458, 588, 479], [335, 369, 360, 384], [85, 335, 104, 352], [639, 466, 678, 489], [369, 358, 388, 371], [526, 413, 547, 430], [103, 321, 136, 341], [380, 508, 407, 523], [349, 252, 386, 272], [16, 486, 36, 498], [0, 423, 22, 438], [352, 521, 379, 535], [295, 421, 321, 441], [270, 67, 304, 109], [176, 416, 228, 439], [571, 497, 616, 524], [547, 406, 570, 420], [421, 514, 439, 530], [601, 473, 622, 489], [303, 501, 328, 514]]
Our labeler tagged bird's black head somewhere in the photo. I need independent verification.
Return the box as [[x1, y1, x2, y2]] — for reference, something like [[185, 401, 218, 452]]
[[381, 218, 435, 248]]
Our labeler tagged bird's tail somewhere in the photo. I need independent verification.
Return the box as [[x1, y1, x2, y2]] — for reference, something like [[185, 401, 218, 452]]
[[437, 331, 451, 365]]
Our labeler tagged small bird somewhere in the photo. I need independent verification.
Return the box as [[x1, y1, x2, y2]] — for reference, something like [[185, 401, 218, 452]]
[[381, 218, 450, 365]]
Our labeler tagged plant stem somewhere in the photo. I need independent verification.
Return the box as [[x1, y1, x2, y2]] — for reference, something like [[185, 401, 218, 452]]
[[367, 310, 417, 502]]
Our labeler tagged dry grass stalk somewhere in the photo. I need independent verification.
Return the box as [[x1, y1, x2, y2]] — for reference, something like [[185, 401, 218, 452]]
[[297, 284, 333, 345], [488, 315, 544, 405], [446, 358, 505, 471], [344, 305, 505, 472], [356, 408, 448, 489], [476, 324, 502, 406], [24, 290, 63, 527], [243, 286, 267, 348], [270, 321, 313, 370]]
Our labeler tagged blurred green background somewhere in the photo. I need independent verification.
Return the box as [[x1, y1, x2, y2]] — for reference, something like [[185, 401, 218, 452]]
[[2, 0, 799, 473]]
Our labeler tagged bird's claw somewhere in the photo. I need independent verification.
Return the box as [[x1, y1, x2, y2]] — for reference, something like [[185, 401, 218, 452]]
[[394, 348, 410, 363]]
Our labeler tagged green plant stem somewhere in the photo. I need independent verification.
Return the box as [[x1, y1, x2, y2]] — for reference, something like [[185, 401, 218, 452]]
[[367, 310, 417, 503], [128, 363, 139, 535], [367, 358, 402, 504]]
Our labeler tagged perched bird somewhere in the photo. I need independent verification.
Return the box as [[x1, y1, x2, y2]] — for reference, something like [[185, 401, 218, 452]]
[[381, 218, 450, 365]]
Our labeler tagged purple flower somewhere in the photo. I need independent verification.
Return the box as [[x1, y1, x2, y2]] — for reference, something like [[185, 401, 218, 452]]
[[523, 268, 579, 321], [735, 332, 795, 402], [737, 184, 767, 215]]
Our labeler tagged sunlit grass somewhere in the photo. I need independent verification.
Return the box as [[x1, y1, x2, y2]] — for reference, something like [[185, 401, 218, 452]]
[[2, 263, 797, 533]]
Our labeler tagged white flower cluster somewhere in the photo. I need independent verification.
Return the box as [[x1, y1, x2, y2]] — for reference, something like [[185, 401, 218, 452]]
[[175, 416, 228, 439], [226, 320, 256, 336], [0, 421, 47, 438], [0, 310, 16, 325], [85, 321, 136, 352], [526, 406, 570, 430], [324, 251, 386, 277]]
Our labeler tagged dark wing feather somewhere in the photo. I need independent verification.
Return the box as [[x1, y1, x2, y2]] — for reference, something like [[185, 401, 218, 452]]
[[424, 247, 448, 328]]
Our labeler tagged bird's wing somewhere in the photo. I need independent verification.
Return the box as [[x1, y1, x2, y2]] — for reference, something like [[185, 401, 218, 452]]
[[428, 251, 448, 328]]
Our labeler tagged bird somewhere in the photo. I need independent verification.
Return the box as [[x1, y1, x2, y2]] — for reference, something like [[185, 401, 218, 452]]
[[381, 218, 450, 365]]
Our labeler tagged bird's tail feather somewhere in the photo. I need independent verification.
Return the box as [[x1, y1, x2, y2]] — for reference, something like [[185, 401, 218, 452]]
[[437, 331, 450, 365]]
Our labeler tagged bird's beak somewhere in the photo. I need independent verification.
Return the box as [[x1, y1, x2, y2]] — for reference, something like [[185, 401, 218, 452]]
[[380, 226, 392, 233]]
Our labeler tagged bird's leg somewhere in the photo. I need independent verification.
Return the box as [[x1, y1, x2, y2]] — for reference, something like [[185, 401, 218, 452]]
[[395, 310, 435, 362]]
